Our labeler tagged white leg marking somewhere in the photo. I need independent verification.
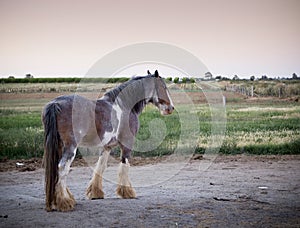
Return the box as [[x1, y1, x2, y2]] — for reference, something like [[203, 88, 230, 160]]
[[116, 158, 136, 198], [118, 159, 131, 187], [94, 150, 110, 175], [58, 148, 76, 196], [86, 149, 110, 199]]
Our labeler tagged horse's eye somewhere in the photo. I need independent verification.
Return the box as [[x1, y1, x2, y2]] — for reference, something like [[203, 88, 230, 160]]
[[158, 98, 168, 104]]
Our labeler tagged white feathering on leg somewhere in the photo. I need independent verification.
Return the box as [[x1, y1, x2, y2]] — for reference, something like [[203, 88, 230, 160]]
[[116, 158, 136, 198], [118, 159, 131, 187], [94, 150, 110, 175], [86, 150, 110, 199]]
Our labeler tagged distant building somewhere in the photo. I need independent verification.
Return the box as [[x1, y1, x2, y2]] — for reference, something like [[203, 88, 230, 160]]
[[204, 72, 213, 80], [233, 75, 239, 80], [25, 74, 34, 79]]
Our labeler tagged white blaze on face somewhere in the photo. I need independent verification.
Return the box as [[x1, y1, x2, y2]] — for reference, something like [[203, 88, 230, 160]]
[[166, 89, 174, 108], [158, 89, 174, 115]]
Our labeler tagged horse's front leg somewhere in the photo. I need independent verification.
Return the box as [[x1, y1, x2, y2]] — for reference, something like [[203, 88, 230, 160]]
[[86, 149, 110, 199], [116, 145, 136, 198]]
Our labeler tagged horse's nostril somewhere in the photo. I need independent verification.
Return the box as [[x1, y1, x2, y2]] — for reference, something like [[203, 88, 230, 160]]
[[167, 106, 174, 113]]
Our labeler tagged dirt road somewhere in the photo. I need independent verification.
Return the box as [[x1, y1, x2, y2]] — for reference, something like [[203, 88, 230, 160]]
[[0, 155, 299, 227]]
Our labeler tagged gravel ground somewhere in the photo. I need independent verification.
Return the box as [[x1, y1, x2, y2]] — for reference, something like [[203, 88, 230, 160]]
[[0, 155, 299, 227]]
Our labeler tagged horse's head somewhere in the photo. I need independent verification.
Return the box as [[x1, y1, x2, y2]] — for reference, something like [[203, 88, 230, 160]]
[[148, 70, 174, 115]]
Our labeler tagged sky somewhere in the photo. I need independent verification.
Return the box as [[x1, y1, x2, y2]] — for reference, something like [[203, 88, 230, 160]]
[[0, 0, 299, 79]]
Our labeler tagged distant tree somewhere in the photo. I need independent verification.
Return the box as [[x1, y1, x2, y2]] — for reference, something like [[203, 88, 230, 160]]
[[174, 77, 179, 83], [233, 75, 239, 80], [166, 77, 172, 82], [250, 76, 255, 81], [25, 73, 33, 79], [292, 73, 298, 79], [181, 77, 187, 83], [205, 72, 213, 80], [222, 76, 230, 80]]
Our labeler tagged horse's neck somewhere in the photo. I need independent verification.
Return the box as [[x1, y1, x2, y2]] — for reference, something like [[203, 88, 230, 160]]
[[132, 99, 147, 115], [115, 81, 147, 115]]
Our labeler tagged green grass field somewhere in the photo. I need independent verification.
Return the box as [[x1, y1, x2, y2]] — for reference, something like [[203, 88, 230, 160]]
[[0, 83, 300, 159]]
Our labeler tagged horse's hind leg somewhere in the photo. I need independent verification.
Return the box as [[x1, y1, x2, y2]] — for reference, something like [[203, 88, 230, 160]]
[[54, 145, 77, 211], [86, 149, 110, 199], [116, 145, 136, 199]]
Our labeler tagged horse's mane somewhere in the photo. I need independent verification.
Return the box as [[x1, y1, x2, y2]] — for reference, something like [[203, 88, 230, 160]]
[[104, 75, 155, 113], [104, 75, 154, 102]]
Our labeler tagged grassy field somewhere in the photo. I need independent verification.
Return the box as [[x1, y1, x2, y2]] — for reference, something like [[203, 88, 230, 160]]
[[0, 82, 300, 159]]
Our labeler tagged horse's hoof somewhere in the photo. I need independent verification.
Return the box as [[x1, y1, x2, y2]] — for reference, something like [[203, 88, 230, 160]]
[[116, 185, 136, 199], [55, 197, 76, 212], [86, 184, 104, 200], [54, 186, 76, 212]]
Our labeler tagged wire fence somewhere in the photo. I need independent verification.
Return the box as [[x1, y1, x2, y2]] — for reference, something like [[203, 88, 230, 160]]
[[225, 82, 300, 98]]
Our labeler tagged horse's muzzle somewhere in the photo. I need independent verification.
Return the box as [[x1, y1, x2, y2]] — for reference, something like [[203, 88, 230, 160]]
[[160, 105, 174, 115]]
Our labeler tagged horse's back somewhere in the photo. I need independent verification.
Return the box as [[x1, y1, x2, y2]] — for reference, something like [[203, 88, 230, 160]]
[[43, 94, 115, 147]]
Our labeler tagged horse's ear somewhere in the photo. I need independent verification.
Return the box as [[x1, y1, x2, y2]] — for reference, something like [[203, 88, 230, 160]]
[[154, 70, 159, 77], [147, 70, 151, 75]]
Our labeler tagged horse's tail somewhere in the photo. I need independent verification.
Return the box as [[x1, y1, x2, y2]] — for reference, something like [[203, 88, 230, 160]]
[[42, 102, 62, 211]]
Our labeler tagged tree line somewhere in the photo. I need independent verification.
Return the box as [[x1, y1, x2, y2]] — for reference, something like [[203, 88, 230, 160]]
[[2, 72, 299, 83], [0, 77, 130, 84]]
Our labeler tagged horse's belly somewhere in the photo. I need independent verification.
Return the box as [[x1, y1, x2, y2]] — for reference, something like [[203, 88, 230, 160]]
[[79, 135, 100, 146], [79, 130, 117, 148]]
